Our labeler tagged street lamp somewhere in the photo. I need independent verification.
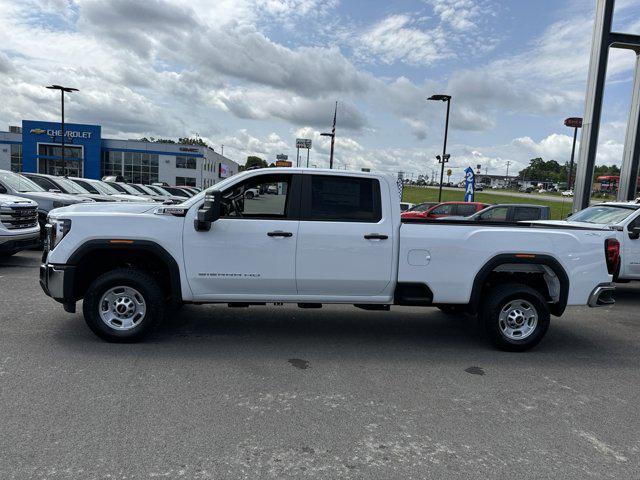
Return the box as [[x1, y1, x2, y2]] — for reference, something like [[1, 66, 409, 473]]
[[564, 117, 583, 190], [46, 84, 79, 176], [428, 94, 452, 202]]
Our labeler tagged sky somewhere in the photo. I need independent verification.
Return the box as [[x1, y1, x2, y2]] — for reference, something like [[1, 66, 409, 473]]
[[0, 0, 639, 182]]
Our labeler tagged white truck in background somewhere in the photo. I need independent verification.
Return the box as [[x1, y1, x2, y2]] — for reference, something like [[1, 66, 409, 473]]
[[40, 168, 618, 351], [536, 201, 640, 282], [0, 194, 40, 257]]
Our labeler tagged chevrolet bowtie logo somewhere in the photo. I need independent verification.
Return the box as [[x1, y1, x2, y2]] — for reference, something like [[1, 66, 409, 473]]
[[29, 128, 46, 134]]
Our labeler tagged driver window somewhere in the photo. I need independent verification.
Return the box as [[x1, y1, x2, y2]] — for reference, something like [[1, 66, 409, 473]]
[[221, 174, 291, 219]]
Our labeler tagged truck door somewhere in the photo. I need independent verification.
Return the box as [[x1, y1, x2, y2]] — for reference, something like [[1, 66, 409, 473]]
[[183, 173, 301, 299], [295, 174, 394, 296], [623, 214, 640, 279]]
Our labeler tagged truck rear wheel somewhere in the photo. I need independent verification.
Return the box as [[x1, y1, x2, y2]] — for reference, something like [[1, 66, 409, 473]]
[[480, 284, 549, 352], [83, 268, 165, 342]]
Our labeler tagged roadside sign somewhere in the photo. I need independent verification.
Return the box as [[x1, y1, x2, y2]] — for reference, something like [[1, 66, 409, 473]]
[[276, 154, 288, 161], [564, 117, 583, 128], [447, 169, 452, 177], [275, 160, 292, 167], [296, 138, 312, 149]]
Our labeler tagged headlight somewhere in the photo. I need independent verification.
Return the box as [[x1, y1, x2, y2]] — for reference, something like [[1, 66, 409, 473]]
[[46, 218, 72, 250]]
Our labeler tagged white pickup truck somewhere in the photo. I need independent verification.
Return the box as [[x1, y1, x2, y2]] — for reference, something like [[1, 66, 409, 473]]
[[536, 201, 640, 282], [40, 168, 618, 351], [0, 194, 40, 257]]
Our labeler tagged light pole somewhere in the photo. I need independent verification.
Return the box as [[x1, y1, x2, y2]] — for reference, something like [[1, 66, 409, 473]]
[[428, 94, 452, 202], [564, 117, 583, 190], [46, 85, 78, 176]]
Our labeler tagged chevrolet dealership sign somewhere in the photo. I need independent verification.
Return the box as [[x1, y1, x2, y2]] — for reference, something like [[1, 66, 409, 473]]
[[29, 128, 93, 139]]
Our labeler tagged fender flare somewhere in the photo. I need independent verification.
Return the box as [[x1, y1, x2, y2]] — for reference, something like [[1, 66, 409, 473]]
[[67, 239, 182, 302], [469, 253, 570, 316]]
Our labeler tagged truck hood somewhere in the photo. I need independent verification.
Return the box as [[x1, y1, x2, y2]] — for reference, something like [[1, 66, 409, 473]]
[[0, 193, 37, 207], [530, 219, 614, 230], [17, 191, 90, 205], [49, 202, 159, 217], [110, 194, 154, 203]]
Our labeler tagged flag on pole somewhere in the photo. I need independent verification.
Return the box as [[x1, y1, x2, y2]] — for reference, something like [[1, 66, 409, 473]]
[[397, 174, 404, 201]]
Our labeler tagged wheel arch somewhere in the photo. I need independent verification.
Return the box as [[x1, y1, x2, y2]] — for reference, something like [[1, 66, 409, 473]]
[[469, 253, 569, 316], [67, 239, 182, 304]]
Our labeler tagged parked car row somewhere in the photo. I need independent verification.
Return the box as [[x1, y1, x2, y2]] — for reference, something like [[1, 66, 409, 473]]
[[400, 201, 550, 222], [0, 169, 201, 257]]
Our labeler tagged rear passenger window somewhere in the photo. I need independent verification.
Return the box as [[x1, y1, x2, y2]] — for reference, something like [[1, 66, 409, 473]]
[[456, 204, 478, 217], [305, 175, 381, 222], [513, 207, 541, 221]]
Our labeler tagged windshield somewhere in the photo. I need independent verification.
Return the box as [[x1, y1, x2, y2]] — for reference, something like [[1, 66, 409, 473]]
[[91, 181, 119, 195], [56, 177, 90, 194], [0, 171, 45, 192], [569, 205, 637, 224], [133, 184, 157, 195]]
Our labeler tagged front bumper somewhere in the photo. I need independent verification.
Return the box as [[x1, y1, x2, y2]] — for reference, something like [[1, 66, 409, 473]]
[[0, 233, 40, 254], [40, 263, 76, 311], [588, 283, 615, 307]]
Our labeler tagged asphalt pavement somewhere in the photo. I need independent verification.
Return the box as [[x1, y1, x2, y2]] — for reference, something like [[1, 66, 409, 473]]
[[1, 251, 639, 479]]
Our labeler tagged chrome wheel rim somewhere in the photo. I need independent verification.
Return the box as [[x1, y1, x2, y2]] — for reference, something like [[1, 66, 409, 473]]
[[498, 299, 538, 340], [99, 286, 146, 330]]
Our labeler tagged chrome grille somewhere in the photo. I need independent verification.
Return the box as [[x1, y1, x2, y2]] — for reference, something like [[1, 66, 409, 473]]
[[0, 204, 39, 230]]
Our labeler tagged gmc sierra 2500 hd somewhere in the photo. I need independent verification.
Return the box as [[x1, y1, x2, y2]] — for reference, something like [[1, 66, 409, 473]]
[[40, 168, 618, 351]]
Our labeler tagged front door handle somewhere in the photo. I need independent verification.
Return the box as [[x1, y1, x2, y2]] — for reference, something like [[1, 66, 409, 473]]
[[364, 233, 388, 240], [267, 231, 293, 237]]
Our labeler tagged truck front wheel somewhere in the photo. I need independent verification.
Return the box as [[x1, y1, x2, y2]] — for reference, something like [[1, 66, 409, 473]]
[[480, 284, 550, 352], [83, 268, 165, 342]]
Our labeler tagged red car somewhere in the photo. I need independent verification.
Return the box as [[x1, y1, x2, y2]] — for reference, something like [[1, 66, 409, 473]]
[[401, 201, 490, 220]]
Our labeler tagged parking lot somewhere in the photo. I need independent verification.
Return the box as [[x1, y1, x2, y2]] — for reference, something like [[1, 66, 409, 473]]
[[1, 250, 639, 479]]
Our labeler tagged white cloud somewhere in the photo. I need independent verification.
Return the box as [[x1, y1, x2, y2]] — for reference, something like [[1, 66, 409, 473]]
[[356, 14, 450, 66]]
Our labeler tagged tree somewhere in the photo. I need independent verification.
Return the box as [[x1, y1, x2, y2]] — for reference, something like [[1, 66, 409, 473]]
[[178, 137, 209, 147], [244, 156, 268, 170], [519, 158, 566, 183]]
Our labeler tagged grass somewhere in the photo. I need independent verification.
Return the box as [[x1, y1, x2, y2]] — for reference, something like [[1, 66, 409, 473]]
[[401, 186, 575, 220]]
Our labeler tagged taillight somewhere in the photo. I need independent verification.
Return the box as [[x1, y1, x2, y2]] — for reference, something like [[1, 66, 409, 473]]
[[605, 238, 620, 275]]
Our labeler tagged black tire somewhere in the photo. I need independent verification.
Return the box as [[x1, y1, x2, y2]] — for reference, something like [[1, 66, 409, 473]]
[[245, 191, 254, 199], [82, 268, 165, 342], [480, 283, 550, 352]]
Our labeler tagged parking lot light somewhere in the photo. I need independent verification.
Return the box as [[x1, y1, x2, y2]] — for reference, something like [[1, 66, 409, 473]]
[[428, 94, 452, 202], [45, 85, 79, 176]]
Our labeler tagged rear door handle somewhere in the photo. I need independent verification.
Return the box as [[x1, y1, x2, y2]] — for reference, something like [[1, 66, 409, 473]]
[[364, 233, 388, 240], [267, 231, 293, 237]]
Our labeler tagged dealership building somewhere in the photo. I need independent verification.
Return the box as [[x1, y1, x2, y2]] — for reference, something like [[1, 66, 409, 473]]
[[0, 120, 239, 188]]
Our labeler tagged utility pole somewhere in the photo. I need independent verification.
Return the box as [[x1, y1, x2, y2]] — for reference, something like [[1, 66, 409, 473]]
[[46, 84, 79, 176], [321, 101, 338, 169]]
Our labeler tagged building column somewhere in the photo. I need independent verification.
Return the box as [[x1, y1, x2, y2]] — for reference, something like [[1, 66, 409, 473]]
[[618, 53, 640, 201], [572, 0, 615, 212]]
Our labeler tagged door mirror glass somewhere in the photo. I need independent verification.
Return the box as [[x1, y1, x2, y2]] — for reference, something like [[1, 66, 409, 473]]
[[195, 190, 222, 231]]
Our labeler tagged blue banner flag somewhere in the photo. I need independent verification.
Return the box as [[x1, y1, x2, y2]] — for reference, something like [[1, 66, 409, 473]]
[[464, 167, 475, 202]]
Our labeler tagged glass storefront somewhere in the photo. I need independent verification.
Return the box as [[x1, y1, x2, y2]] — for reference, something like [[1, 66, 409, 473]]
[[101, 150, 159, 184], [37, 144, 83, 177], [10, 144, 22, 172]]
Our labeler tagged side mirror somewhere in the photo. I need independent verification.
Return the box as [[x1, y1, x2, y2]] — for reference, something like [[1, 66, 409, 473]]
[[195, 190, 221, 232], [629, 225, 640, 240]]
